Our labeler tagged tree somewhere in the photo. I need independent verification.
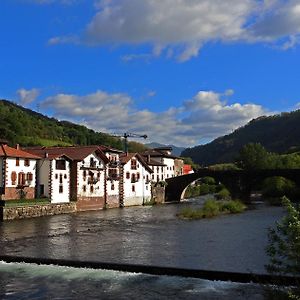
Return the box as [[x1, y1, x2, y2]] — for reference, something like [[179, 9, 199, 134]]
[[237, 143, 271, 170], [266, 197, 300, 298]]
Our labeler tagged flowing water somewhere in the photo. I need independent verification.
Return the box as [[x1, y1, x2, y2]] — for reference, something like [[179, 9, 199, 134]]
[[0, 198, 284, 299]]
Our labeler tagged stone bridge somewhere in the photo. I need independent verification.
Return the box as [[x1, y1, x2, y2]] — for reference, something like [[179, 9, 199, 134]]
[[165, 169, 300, 202]]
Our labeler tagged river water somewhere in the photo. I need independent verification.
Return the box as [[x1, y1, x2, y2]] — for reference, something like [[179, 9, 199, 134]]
[[0, 198, 284, 299]]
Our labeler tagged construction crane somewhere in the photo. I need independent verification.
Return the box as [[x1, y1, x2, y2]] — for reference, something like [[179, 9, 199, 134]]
[[113, 132, 147, 153]]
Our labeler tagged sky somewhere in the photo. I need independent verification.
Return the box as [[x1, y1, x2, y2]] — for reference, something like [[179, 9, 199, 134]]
[[1, 0, 300, 147]]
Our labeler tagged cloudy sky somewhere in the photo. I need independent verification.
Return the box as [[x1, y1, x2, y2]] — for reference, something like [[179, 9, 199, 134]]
[[1, 0, 300, 147]]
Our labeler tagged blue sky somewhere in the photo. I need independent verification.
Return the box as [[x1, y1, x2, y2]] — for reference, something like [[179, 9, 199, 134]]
[[1, 0, 300, 147]]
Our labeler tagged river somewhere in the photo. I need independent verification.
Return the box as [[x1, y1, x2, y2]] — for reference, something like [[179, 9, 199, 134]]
[[0, 198, 284, 299]]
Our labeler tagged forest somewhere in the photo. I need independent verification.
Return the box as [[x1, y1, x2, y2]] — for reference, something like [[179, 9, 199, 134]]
[[182, 110, 300, 165], [0, 99, 147, 152]]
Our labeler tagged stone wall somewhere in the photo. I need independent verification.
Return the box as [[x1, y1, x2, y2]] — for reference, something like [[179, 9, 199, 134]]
[[1, 202, 76, 221], [152, 186, 165, 204], [106, 195, 120, 208]]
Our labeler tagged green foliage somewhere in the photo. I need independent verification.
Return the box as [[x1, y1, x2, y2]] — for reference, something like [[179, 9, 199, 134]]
[[181, 156, 200, 170], [1, 198, 50, 207], [265, 197, 300, 298], [0, 100, 145, 151], [181, 110, 300, 166], [177, 199, 246, 220], [237, 143, 270, 170], [202, 176, 216, 185], [262, 177, 297, 205], [216, 188, 231, 200], [208, 163, 241, 171]]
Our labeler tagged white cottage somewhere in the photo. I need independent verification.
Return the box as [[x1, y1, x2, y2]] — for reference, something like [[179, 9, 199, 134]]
[[0, 142, 39, 201], [24, 147, 72, 203], [119, 153, 153, 207], [99, 145, 123, 208]]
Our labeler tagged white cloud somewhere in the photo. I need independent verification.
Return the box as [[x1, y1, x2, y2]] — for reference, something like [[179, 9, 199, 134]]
[[40, 89, 269, 147], [17, 88, 40, 105], [48, 0, 300, 61]]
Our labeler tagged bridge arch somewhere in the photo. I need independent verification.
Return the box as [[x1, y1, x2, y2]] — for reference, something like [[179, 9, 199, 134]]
[[165, 169, 300, 203]]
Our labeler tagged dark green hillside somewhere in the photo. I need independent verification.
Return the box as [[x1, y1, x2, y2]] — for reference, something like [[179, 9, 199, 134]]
[[182, 110, 300, 166], [0, 99, 146, 151]]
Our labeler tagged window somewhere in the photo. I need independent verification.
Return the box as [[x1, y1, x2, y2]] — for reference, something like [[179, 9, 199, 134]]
[[24, 159, 30, 167], [97, 172, 100, 179], [18, 172, 25, 186], [152, 174, 154, 180], [111, 183, 115, 190], [132, 185, 135, 192], [56, 160, 66, 170], [11, 172, 17, 185], [126, 172, 130, 179], [90, 157, 96, 168], [137, 173, 140, 181], [16, 158, 20, 166], [146, 175, 149, 182], [64, 174, 67, 179], [161, 167, 164, 172], [157, 175, 159, 182], [108, 168, 118, 179], [156, 167, 159, 172], [83, 185, 86, 192], [90, 185, 94, 193], [55, 174, 58, 179], [131, 159, 137, 170], [59, 185, 63, 193], [131, 173, 136, 183], [27, 173, 33, 182], [59, 174, 63, 184], [83, 170, 87, 181]]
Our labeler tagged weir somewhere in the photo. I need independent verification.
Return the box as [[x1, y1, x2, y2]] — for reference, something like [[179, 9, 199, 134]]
[[0, 255, 298, 286]]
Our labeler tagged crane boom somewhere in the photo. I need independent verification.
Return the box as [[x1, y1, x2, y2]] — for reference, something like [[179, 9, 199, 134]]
[[112, 132, 147, 153]]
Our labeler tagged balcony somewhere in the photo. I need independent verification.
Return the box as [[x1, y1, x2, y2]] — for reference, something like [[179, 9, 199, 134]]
[[108, 174, 120, 181], [88, 178, 98, 185], [109, 161, 119, 168]]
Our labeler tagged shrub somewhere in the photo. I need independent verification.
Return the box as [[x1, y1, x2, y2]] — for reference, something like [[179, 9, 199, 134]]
[[216, 188, 231, 200], [220, 200, 246, 214], [202, 199, 220, 217], [265, 197, 300, 298], [262, 176, 297, 204], [202, 176, 216, 185]]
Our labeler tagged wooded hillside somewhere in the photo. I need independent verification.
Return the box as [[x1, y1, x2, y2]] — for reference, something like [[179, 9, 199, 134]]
[[182, 110, 300, 166], [0, 99, 146, 152]]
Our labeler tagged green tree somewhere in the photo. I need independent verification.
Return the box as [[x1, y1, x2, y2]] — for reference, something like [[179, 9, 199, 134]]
[[266, 197, 300, 298], [237, 143, 271, 170]]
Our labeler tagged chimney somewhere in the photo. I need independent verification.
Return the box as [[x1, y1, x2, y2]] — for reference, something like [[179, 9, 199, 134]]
[[16, 144, 20, 150], [147, 155, 150, 163]]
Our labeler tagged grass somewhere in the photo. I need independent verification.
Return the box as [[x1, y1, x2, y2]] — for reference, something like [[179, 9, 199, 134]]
[[177, 199, 247, 220], [19, 136, 72, 147], [0, 198, 51, 207]]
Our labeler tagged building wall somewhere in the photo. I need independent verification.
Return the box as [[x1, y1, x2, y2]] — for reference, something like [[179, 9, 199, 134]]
[[3, 157, 37, 200], [37, 160, 50, 198], [162, 158, 175, 179], [76, 153, 106, 210], [123, 158, 152, 206], [150, 164, 165, 182], [105, 151, 120, 208], [50, 159, 70, 203], [0, 158, 3, 188]]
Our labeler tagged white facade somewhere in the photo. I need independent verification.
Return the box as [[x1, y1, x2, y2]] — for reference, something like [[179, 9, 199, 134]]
[[6, 157, 37, 188], [122, 156, 152, 206], [150, 157, 175, 181], [37, 157, 70, 203], [0, 158, 3, 187], [104, 151, 120, 202], [77, 153, 106, 198]]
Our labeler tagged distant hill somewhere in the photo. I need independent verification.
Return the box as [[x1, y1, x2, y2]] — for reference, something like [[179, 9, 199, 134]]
[[181, 110, 300, 166], [145, 142, 185, 156], [0, 99, 147, 152]]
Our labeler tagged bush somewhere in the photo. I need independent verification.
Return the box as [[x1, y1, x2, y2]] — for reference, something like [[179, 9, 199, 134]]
[[202, 176, 216, 185], [202, 199, 220, 217], [262, 176, 297, 204], [265, 197, 300, 298], [220, 200, 246, 213], [216, 188, 231, 200], [177, 199, 246, 220]]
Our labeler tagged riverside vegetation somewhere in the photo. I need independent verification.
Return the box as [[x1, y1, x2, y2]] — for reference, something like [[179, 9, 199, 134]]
[[177, 199, 246, 220]]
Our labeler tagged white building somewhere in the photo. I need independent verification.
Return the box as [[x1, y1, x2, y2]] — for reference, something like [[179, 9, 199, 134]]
[[0, 142, 39, 200], [141, 147, 182, 181], [120, 153, 153, 207], [99, 145, 123, 208], [25, 147, 72, 204]]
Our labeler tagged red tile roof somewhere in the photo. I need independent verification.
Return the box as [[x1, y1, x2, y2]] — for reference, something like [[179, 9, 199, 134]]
[[120, 153, 153, 173], [25, 146, 109, 163], [0, 144, 40, 159]]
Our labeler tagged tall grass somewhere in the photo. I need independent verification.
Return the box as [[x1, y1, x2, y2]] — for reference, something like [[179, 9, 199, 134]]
[[177, 199, 246, 220]]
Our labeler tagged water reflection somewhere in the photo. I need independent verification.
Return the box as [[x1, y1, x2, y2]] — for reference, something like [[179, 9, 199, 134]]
[[0, 199, 284, 273]]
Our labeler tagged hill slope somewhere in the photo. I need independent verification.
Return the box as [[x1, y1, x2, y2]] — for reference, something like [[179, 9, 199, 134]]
[[181, 110, 300, 166], [0, 99, 146, 152]]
